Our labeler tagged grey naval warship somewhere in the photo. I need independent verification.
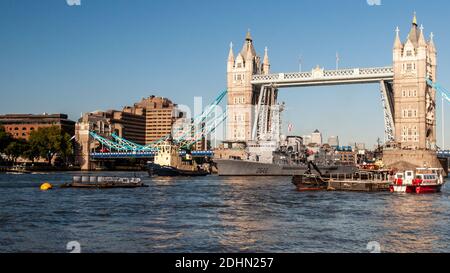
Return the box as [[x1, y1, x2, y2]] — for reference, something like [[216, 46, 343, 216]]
[[215, 136, 357, 176]]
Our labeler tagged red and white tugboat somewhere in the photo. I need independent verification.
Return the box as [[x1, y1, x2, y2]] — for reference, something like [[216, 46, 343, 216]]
[[390, 168, 445, 194]]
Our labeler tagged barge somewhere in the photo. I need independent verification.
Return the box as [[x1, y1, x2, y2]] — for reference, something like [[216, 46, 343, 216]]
[[61, 176, 147, 188], [292, 170, 392, 192]]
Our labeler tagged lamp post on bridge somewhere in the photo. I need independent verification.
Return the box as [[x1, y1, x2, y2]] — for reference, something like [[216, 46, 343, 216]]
[[336, 52, 340, 70], [298, 54, 302, 72]]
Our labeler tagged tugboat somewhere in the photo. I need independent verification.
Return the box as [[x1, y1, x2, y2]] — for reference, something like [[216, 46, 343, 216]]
[[147, 141, 210, 176], [390, 168, 445, 194]]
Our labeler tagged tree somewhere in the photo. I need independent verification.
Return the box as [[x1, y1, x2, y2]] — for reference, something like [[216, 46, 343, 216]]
[[0, 125, 13, 153], [56, 132, 73, 165], [28, 126, 73, 165], [22, 142, 40, 163], [4, 139, 28, 164]]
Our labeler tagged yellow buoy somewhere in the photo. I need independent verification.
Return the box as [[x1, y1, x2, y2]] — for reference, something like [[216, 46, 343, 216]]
[[40, 182, 53, 191]]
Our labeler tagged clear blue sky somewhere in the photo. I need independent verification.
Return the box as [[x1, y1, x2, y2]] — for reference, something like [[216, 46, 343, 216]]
[[0, 0, 449, 148]]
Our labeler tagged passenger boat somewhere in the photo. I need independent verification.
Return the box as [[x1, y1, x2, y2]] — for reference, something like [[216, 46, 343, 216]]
[[390, 168, 445, 194]]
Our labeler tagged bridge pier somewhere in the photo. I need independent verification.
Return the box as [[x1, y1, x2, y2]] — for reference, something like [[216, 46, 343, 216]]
[[383, 149, 448, 176]]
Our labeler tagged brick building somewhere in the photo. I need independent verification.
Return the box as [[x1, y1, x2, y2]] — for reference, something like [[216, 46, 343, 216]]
[[0, 113, 75, 140], [134, 96, 182, 144], [79, 107, 146, 145]]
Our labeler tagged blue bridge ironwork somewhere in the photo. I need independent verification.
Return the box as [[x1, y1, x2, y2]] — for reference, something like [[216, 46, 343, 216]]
[[88, 90, 227, 159], [90, 150, 214, 159]]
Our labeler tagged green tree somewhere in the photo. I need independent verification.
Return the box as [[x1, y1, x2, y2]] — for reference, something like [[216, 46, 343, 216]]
[[4, 139, 28, 164], [28, 126, 73, 165], [22, 142, 40, 163], [57, 132, 73, 165], [0, 125, 13, 153]]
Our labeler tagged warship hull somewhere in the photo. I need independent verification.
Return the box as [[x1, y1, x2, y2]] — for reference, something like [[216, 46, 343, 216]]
[[215, 159, 357, 176]]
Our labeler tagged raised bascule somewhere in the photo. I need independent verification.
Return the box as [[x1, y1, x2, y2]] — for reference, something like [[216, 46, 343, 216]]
[[226, 14, 446, 171]]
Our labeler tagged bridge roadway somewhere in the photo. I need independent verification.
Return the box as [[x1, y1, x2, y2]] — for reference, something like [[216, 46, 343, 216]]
[[90, 150, 449, 160], [438, 150, 450, 158], [251, 66, 394, 87], [90, 150, 214, 159]]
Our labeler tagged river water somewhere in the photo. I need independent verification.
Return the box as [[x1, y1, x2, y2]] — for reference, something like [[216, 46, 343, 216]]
[[0, 172, 449, 253]]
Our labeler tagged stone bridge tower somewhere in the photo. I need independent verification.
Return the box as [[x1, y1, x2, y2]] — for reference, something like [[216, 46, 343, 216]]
[[384, 14, 444, 173], [393, 14, 437, 150], [226, 31, 269, 142]]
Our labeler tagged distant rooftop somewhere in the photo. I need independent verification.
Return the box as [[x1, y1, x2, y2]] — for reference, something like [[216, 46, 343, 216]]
[[0, 113, 69, 119]]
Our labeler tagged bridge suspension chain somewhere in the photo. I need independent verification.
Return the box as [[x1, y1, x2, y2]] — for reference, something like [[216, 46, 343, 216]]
[[427, 78, 449, 149], [110, 133, 148, 151], [427, 78, 450, 103], [89, 131, 130, 152]]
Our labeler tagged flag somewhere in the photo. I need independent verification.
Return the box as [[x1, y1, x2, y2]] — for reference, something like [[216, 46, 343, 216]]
[[288, 123, 294, 132]]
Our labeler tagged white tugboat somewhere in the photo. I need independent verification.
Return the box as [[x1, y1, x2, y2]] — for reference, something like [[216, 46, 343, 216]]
[[147, 140, 209, 176]]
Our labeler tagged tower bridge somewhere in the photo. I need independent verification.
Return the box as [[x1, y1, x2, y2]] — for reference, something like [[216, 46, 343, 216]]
[[80, 14, 447, 172], [227, 14, 436, 148], [226, 14, 447, 172]]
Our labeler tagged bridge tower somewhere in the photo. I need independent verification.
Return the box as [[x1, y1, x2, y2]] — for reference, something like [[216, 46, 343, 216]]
[[392, 13, 437, 150], [226, 30, 268, 142]]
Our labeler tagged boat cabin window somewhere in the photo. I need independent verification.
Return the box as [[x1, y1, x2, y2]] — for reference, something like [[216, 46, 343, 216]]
[[406, 171, 413, 176], [396, 174, 403, 178]]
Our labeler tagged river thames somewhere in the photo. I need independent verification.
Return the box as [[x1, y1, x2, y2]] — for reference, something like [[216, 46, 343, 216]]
[[0, 172, 449, 253]]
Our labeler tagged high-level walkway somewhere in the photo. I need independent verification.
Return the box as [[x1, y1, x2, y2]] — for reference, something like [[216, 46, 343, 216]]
[[251, 66, 394, 87]]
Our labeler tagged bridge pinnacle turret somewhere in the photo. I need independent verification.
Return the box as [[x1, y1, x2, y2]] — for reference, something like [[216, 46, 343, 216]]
[[429, 32, 436, 52], [418, 24, 426, 47], [227, 41, 235, 72], [263, 46, 270, 75], [228, 42, 234, 62], [407, 13, 419, 48], [246, 29, 252, 41], [241, 29, 257, 60], [394, 26, 402, 49]]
